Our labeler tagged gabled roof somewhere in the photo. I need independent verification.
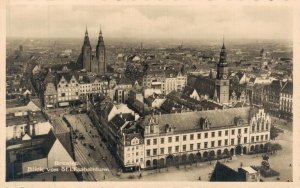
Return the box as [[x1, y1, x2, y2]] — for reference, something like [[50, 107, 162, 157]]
[[55, 71, 79, 85], [210, 162, 245, 181], [14, 130, 56, 162], [281, 81, 292, 95], [236, 72, 245, 81], [55, 131, 75, 160], [182, 85, 195, 96], [140, 107, 251, 133]]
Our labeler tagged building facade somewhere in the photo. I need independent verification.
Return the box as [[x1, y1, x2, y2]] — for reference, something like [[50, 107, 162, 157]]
[[142, 70, 187, 95], [56, 73, 80, 106], [279, 81, 293, 118], [140, 107, 270, 169]]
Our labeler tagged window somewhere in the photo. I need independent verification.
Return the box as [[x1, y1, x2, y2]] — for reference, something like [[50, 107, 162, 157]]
[[183, 145, 186, 151], [147, 139, 150, 146], [256, 136, 259, 141], [252, 126, 255, 132], [183, 135, 187, 141], [205, 133, 208, 138], [238, 129, 241, 134], [244, 128, 248, 134], [153, 149, 157, 155], [265, 134, 268, 140], [153, 139, 157, 145], [176, 136, 179, 142], [136, 152, 139, 156], [231, 138, 234, 145], [225, 139, 228, 146], [218, 131, 222, 137], [238, 138, 241, 144], [147, 149, 150, 156], [231, 130, 235, 135], [197, 133, 201, 139], [225, 130, 228, 136], [251, 136, 254, 142], [61, 93, 66, 97], [204, 142, 208, 148], [211, 132, 215, 138], [244, 137, 247, 143], [218, 140, 222, 146], [190, 144, 194, 151], [168, 137, 172, 143], [160, 138, 164, 144], [175, 146, 179, 152], [197, 143, 201, 150], [160, 148, 164, 155], [211, 141, 215, 147], [261, 135, 264, 141], [168, 147, 172, 154], [190, 134, 194, 140]]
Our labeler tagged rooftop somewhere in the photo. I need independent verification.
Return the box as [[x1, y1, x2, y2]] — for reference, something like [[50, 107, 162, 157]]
[[141, 107, 251, 134]]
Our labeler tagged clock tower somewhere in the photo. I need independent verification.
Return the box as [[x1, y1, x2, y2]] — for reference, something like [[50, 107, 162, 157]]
[[215, 39, 229, 104]]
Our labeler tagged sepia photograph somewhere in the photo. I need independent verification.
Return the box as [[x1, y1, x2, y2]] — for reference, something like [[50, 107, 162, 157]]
[[3, 0, 298, 185]]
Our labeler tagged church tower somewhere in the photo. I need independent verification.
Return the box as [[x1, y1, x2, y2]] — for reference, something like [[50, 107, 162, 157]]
[[95, 27, 106, 76], [81, 27, 92, 71], [215, 39, 230, 104]]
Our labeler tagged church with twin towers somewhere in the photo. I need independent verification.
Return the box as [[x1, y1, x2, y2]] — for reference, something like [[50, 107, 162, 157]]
[[77, 27, 106, 75]]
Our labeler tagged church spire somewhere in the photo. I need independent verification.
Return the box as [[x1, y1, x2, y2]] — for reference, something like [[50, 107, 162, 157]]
[[222, 36, 225, 49], [99, 25, 102, 36], [85, 26, 88, 36]]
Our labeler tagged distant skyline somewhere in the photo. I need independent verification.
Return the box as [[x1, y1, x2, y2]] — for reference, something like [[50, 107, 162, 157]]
[[6, 3, 293, 40]]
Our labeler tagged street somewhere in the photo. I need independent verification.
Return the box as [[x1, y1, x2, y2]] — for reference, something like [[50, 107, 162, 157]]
[[64, 113, 119, 181]]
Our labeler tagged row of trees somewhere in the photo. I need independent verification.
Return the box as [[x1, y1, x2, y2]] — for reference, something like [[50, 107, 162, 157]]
[[264, 142, 282, 154]]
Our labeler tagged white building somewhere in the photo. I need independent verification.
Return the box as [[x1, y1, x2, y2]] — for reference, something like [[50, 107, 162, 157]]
[[139, 107, 270, 168]]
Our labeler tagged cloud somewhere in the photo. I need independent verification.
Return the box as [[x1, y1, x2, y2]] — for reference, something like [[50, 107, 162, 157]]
[[6, 4, 293, 40]]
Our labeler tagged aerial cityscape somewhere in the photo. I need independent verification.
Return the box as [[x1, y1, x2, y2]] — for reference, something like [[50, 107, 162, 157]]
[[5, 3, 293, 182]]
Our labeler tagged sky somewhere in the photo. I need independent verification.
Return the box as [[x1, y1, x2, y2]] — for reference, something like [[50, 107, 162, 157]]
[[6, 3, 293, 40]]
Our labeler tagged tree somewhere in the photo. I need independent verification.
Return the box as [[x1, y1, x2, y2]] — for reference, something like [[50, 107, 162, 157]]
[[271, 143, 282, 153], [270, 125, 279, 140], [264, 142, 272, 153]]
